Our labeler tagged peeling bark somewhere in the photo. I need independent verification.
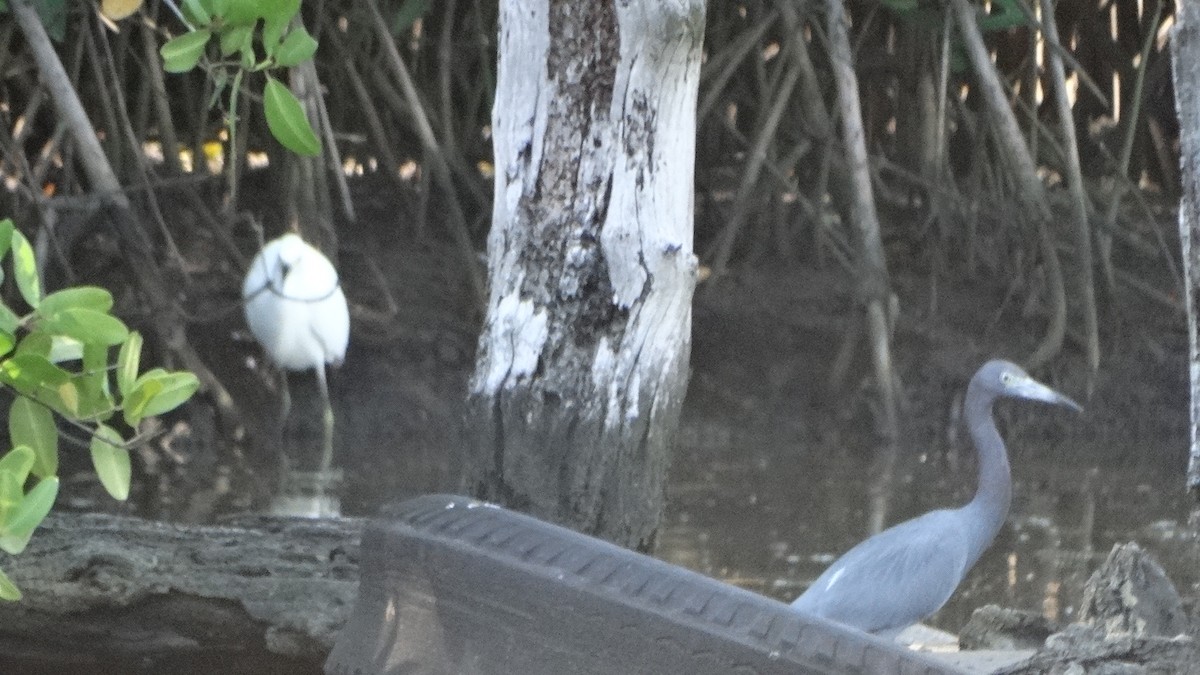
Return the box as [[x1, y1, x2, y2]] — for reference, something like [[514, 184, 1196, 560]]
[[466, 0, 705, 549], [1174, 0, 1200, 494]]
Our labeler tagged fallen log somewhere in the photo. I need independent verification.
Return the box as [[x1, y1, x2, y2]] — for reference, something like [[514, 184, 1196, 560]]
[[0, 512, 362, 675], [6, 505, 1171, 675]]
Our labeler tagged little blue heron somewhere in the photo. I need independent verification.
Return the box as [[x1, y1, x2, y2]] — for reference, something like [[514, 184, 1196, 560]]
[[242, 233, 349, 475], [791, 360, 1080, 637]]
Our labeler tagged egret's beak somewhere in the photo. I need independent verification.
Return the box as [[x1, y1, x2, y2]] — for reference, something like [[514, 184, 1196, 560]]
[[1013, 375, 1083, 413]]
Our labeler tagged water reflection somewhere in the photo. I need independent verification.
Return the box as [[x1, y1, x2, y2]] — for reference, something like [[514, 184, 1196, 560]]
[[657, 443, 1200, 634], [270, 468, 343, 517]]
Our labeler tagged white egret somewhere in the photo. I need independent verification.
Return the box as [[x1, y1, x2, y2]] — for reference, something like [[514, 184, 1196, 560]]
[[242, 232, 349, 476]]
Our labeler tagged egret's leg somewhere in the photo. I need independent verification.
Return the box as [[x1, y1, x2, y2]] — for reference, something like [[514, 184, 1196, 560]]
[[315, 364, 335, 474], [278, 370, 292, 483], [279, 371, 292, 428]]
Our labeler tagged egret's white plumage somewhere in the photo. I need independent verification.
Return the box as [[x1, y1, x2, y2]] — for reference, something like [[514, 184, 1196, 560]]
[[242, 233, 349, 481], [242, 233, 349, 372]]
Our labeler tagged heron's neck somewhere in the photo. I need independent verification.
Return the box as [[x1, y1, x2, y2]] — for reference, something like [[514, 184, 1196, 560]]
[[961, 389, 1011, 567]]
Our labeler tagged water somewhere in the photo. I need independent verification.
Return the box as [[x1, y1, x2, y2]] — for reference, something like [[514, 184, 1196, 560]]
[[657, 435, 1200, 634], [162, 249, 1197, 638]]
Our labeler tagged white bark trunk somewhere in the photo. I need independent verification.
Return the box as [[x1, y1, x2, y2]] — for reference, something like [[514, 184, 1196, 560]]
[[467, 0, 704, 548], [1171, 0, 1200, 493]]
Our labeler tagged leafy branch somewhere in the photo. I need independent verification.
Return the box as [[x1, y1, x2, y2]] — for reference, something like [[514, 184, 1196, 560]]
[[0, 219, 199, 600], [159, 0, 321, 157]]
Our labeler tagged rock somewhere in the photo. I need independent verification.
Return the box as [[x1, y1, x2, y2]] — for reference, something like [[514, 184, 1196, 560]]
[[960, 604, 1061, 650], [993, 543, 1199, 674], [1078, 542, 1188, 638], [998, 623, 1200, 675]]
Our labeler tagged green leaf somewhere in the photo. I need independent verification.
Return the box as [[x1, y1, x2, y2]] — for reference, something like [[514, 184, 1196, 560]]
[[0, 447, 34, 484], [272, 26, 318, 67], [0, 476, 57, 554], [9, 398, 57, 479], [392, 0, 430, 35], [71, 388, 114, 423], [0, 304, 20, 335], [219, 23, 254, 58], [17, 331, 82, 364], [262, 76, 320, 156], [1, 353, 70, 388], [0, 567, 20, 601], [10, 231, 39, 309], [261, 16, 288, 56], [181, 0, 213, 26], [13, 333, 48, 360], [161, 30, 212, 74], [134, 367, 168, 383], [139, 372, 200, 418], [90, 425, 130, 501], [0, 331, 14, 359], [0, 218, 15, 263], [240, 42, 257, 70], [82, 341, 108, 380], [37, 287, 114, 318], [1, 353, 76, 416], [259, 0, 302, 50], [74, 342, 115, 422], [256, 0, 300, 23], [123, 376, 162, 428], [216, 0, 263, 25], [41, 308, 129, 346], [0, 469, 21, 520], [57, 382, 79, 417], [116, 332, 142, 398]]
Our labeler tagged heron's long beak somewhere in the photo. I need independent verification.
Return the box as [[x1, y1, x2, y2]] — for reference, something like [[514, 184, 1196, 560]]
[[1014, 376, 1083, 413]]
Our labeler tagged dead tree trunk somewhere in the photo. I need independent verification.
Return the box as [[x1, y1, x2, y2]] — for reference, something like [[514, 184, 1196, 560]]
[[1172, 0, 1200, 494], [465, 0, 704, 550]]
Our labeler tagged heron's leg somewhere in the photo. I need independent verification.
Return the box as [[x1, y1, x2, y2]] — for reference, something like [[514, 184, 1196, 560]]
[[315, 364, 334, 474]]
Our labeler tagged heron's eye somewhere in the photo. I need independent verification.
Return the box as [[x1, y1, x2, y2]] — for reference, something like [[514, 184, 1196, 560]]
[[1000, 372, 1012, 385]]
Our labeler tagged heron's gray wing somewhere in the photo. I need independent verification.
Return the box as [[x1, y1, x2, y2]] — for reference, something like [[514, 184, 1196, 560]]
[[792, 509, 971, 634]]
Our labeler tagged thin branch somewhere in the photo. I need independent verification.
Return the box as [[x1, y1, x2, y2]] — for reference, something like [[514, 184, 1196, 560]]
[[11, 0, 126, 202], [139, 8, 183, 175], [826, 0, 899, 442], [1040, 0, 1099, 387], [950, 0, 1066, 369], [709, 38, 800, 277], [363, 0, 485, 306]]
